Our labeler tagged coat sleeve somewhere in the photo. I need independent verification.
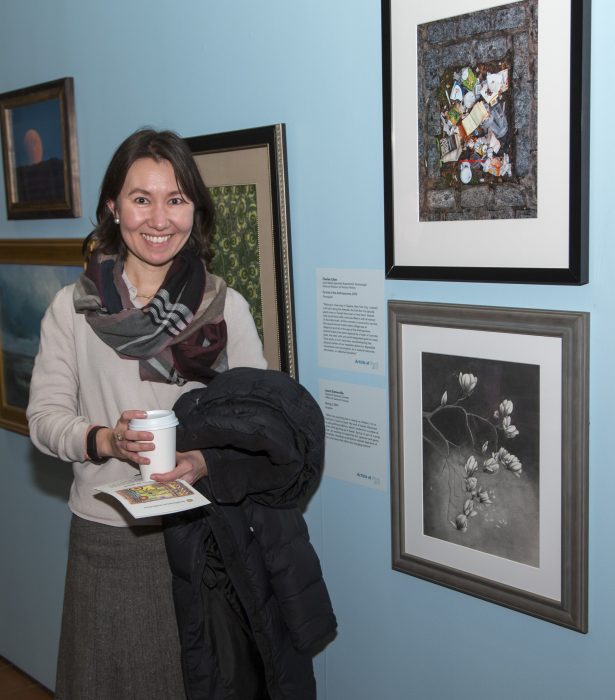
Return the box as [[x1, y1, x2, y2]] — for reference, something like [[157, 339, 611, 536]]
[[245, 501, 338, 655]]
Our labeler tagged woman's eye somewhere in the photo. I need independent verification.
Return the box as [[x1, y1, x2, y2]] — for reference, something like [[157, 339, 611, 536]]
[[134, 196, 148, 205], [169, 197, 185, 205]]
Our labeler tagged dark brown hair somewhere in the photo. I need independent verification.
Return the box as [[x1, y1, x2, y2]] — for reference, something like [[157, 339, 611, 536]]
[[84, 128, 215, 262]]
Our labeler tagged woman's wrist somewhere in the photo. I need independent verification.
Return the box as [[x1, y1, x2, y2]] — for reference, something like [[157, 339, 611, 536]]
[[86, 425, 110, 464], [97, 427, 117, 459]]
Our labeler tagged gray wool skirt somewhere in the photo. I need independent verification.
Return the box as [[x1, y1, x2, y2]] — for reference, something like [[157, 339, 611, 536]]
[[55, 515, 186, 700]]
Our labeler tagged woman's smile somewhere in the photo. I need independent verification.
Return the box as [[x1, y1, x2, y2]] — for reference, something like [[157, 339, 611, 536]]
[[141, 232, 173, 245]]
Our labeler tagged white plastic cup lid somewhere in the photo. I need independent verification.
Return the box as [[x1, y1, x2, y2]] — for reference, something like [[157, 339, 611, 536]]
[[129, 409, 179, 430]]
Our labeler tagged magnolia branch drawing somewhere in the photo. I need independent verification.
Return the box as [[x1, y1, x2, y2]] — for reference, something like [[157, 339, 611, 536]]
[[424, 368, 523, 536], [419, 351, 540, 566]]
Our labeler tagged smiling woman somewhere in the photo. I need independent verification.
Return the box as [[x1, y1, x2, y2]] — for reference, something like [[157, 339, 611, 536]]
[[25, 128, 269, 699]]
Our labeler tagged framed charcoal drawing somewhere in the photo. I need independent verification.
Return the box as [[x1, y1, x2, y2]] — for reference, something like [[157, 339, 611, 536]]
[[0, 78, 81, 219], [185, 125, 297, 378], [382, 0, 591, 283], [388, 300, 588, 631], [0, 239, 83, 434]]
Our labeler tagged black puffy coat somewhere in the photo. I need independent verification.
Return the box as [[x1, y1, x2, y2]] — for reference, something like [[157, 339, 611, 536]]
[[164, 368, 337, 700]]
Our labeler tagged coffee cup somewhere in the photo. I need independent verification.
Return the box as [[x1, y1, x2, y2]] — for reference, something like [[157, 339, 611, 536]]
[[128, 409, 179, 481]]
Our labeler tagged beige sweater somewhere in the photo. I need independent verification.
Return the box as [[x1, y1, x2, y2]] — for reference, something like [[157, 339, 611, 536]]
[[26, 283, 267, 526]]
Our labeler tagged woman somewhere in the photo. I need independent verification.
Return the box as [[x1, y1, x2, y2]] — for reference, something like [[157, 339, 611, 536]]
[[26, 128, 267, 699]]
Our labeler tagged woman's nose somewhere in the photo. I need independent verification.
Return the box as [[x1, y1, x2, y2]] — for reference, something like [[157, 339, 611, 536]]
[[149, 204, 170, 230]]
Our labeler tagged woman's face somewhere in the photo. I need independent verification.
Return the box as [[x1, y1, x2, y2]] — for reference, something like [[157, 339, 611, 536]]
[[109, 157, 195, 272]]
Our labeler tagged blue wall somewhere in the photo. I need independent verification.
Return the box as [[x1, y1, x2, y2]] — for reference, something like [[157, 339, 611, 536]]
[[1, 1, 614, 697]]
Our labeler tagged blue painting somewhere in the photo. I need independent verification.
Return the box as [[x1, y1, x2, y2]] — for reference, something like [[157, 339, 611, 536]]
[[0, 264, 81, 410]]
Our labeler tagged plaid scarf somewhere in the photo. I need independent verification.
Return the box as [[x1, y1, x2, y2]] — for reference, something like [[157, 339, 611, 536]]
[[73, 248, 228, 385]]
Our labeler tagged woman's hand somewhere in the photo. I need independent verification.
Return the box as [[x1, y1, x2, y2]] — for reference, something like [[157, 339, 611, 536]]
[[97, 410, 155, 464], [151, 450, 208, 485]]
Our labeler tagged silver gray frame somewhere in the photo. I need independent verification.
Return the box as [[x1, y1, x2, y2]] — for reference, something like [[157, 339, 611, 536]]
[[388, 301, 589, 632]]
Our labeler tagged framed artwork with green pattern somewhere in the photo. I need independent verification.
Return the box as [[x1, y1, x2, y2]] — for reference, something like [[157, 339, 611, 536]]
[[185, 125, 297, 378]]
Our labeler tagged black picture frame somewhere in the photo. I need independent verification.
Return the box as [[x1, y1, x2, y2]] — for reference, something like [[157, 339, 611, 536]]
[[185, 125, 297, 378], [0, 77, 81, 219], [388, 300, 589, 632], [382, 0, 591, 284]]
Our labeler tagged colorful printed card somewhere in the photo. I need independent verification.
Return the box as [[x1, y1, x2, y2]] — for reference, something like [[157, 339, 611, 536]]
[[95, 478, 210, 518]]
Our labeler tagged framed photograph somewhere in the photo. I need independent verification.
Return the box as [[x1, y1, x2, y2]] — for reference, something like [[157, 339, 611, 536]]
[[0, 77, 81, 219], [185, 124, 297, 377], [0, 239, 83, 434], [388, 300, 588, 631], [382, 0, 591, 283]]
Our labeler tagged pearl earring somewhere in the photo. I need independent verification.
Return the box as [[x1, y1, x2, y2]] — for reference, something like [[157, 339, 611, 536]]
[[114, 217, 120, 224]]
